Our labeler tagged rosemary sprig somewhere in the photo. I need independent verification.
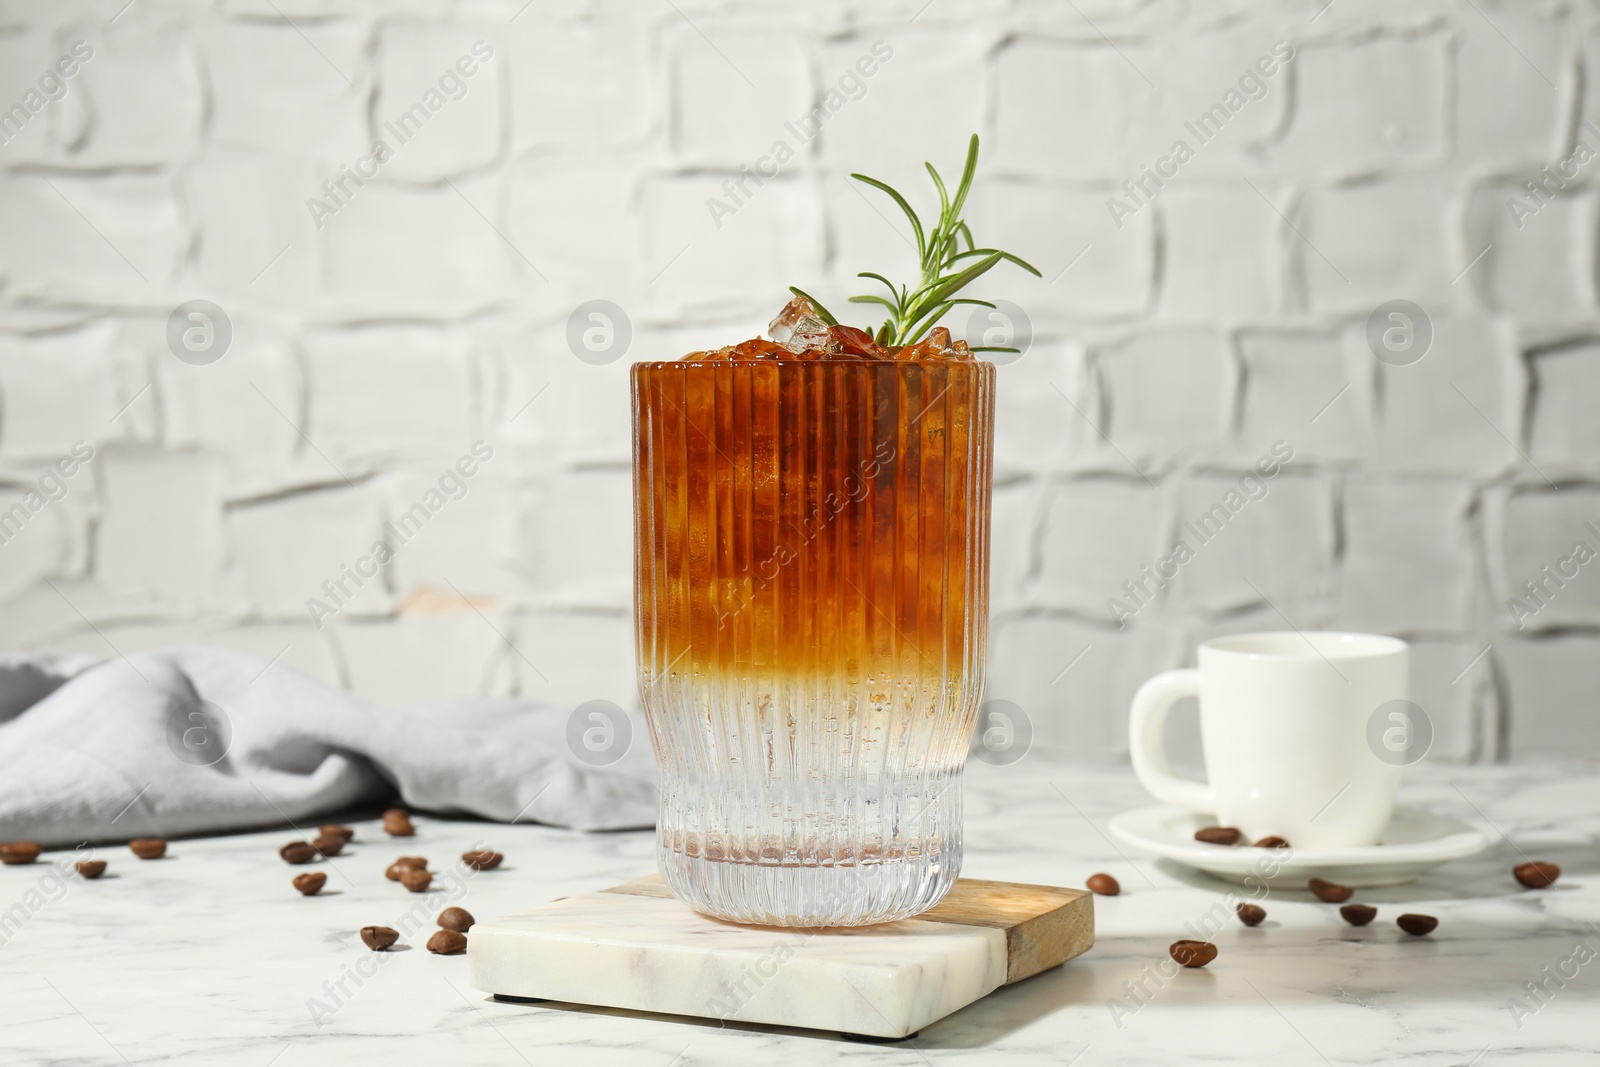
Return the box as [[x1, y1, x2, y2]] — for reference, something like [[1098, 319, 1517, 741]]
[[798, 134, 1040, 350]]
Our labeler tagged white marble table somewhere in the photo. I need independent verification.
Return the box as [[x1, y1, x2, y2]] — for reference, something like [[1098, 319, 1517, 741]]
[[3, 758, 1596, 1065]]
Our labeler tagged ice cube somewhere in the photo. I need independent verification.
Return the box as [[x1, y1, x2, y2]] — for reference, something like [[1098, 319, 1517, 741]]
[[768, 296, 831, 354]]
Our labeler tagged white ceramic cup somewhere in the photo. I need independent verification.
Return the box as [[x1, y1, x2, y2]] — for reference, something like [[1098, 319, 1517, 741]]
[[1128, 632, 1409, 849]]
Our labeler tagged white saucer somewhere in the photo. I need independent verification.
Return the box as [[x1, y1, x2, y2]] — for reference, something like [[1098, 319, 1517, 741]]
[[1108, 805, 1491, 887]]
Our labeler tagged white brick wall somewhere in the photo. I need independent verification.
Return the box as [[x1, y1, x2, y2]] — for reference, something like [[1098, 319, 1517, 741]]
[[3, 0, 1599, 760]]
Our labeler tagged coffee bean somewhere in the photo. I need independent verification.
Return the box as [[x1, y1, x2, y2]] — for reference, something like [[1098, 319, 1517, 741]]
[[383, 809, 415, 837], [280, 841, 319, 865], [0, 841, 41, 866], [312, 835, 345, 858], [438, 907, 475, 932], [1340, 904, 1377, 926], [293, 872, 327, 896], [1085, 873, 1120, 896], [427, 930, 467, 955], [1514, 862, 1561, 889], [386, 857, 427, 881], [129, 838, 167, 860], [462, 850, 503, 871], [1194, 826, 1242, 846], [75, 860, 107, 879], [1169, 940, 1218, 968], [1308, 877, 1353, 903], [1253, 836, 1290, 849], [319, 825, 355, 843], [1397, 913, 1438, 936], [400, 868, 433, 893], [1236, 903, 1266, 927], [360, 926, 399, 951]]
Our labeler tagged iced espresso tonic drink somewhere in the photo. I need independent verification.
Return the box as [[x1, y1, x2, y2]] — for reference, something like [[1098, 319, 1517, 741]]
[[633, 298, 995, 926]]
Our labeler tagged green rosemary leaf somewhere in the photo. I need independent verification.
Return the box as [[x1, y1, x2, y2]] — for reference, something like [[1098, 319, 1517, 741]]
[[902, 296, 996, 343], [902, 300, 957, 342], [998, 250, 1043, 277], [924, 162, 950, 224], [918, 251, 1003, 310], [948, 134, 980, 221], [941, 248, 1042, 277], [942, 246, 1004, 265], [850, 174, 925, 261], [788, 286, 838, 326], [969, 345, 1020, 353], [847, 295, 900, 314], [857, 272, 902, 307], [893, 252, 1005, 344]]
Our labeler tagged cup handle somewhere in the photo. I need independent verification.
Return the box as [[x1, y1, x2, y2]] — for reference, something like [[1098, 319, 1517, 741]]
[[1128, 669, 1216, 814]]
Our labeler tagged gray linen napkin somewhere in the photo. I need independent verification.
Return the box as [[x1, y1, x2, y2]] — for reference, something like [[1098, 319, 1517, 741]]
[[0, 646, 656, 847]]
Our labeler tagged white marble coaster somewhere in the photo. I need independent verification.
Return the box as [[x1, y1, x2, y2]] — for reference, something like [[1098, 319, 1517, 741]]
[[467, 875, 1093, 1039]]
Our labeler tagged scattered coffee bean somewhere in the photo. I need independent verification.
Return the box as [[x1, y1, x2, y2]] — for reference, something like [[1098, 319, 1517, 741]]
[[1308, 877, 1353, 903], [360, 926, 399, 951], [312, 835, 345, 858], [1340, 904, 1377, 926], [427, 930, 467, 955], [386, 857, 427, 881], [1169, 940, 1218, 968], [1194, 826, 1242, 846], [0, 841, 41, 866], [438, 907, 475, 933], [1086, 873, 1120, 896], [1253, 836, 1290, 849], [280, 841, 319, 865], [75, 860, 107, 879], [462, 850, 503, 871], [382, 809, 415, 837], [319, 825, 355, 843], [293, 872, 327, 896], [1236, 903, 1266, 927], [400, 868, 433, 893], [129, 838, 167, 860], [1514, 862, 1561, 889], [1397, 913, 1438, 936]]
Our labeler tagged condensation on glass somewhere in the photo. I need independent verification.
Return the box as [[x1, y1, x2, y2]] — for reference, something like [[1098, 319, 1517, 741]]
[[632, 359, 994, 926]]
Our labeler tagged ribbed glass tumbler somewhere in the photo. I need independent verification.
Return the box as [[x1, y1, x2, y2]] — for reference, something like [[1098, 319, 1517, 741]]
[[632, 359, 995, 926]]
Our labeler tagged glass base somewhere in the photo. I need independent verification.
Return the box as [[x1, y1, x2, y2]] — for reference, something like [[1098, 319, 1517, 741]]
[[655, 775, 964, 927], [659, 849, 960, 928]]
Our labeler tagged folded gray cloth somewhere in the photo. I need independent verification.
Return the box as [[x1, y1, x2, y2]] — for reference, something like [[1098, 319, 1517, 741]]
[[0, 646, 657, 847]]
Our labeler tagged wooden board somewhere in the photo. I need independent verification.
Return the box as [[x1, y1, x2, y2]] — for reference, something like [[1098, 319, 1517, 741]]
[[470, 874, 1093, 1039]]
